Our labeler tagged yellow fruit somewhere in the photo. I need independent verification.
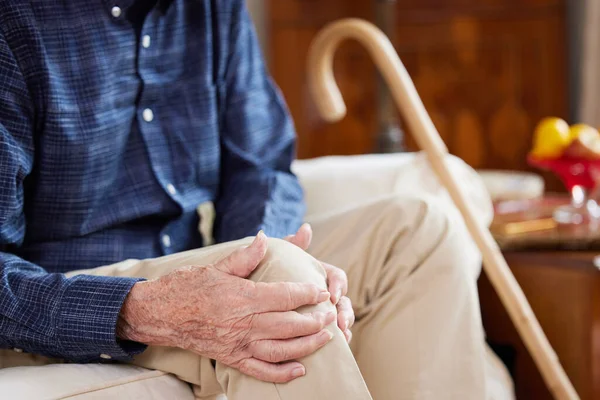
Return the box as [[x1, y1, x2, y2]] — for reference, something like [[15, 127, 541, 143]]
[[569, 123, 598, 141], [530, 117, 571, 158]]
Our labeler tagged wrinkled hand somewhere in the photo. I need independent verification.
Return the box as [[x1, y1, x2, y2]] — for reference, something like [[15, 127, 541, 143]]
[[285, 224, 355, 343], [118, 232, 335, 383]]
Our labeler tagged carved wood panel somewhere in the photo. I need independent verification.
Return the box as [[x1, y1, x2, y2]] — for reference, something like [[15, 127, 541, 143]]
[[269, 1, 377, 158], [267, 0, 568, 183], [395, 4, 567, 176]]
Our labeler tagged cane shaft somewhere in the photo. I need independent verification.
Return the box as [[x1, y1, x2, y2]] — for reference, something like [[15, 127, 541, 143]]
[[308, 18, 579, 400]]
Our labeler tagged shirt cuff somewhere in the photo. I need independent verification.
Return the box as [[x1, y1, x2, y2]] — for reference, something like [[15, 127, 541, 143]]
[[56, 275, 147, 362]]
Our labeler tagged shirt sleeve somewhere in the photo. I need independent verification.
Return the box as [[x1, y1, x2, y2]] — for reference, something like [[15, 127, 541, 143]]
[[214, 1, 305, 243], [0, 28, 146, 362]]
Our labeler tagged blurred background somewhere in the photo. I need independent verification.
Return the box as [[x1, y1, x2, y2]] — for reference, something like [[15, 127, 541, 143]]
[[247, 0, 595, 191]]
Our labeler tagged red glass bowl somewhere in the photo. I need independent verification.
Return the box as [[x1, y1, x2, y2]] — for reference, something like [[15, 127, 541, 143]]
[[527, 155, 600, 191]]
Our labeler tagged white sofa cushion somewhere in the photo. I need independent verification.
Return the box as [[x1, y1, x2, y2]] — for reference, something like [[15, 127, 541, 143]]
[[293, 152, 493, 227]]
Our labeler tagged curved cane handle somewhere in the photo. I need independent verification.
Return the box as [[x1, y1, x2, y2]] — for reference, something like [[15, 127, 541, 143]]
[[307, 18, 447, 156]]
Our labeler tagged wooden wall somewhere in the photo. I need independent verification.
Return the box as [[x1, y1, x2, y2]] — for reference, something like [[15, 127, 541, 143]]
[[267, 0, 568, 180]]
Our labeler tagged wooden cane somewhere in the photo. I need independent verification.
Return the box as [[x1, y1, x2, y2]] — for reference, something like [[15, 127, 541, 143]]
[[307, 19, 579, 400]]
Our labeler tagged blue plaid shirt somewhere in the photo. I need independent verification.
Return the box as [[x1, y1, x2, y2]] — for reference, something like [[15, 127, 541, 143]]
[[0, 0, 304, 362]]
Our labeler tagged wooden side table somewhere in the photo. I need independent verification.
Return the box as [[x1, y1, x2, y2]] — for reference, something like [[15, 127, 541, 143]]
[[478, 251, 600, 400]]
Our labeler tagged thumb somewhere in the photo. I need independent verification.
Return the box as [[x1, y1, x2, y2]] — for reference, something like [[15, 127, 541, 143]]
[[215, 231, 268, 278], [283, 223, 313, 251]]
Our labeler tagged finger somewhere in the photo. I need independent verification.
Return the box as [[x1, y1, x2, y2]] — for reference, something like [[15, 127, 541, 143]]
[[237, 358, 306, 383], [344, 329, 353, 344], [283, 223, 312, 250], [249, 329, 334, 363], [323, 262, 348, 304], [251, 310, 336, 340], [254, 281, 330, 312], [336, 296, 355, 331], [215, 231, 268, 278]]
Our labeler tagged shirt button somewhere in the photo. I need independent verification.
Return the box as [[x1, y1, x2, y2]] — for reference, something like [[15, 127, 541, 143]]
[[142, 35, 151, 49], [100, 353, 112, 360], [166, 183, 177, 195], [162, 234, 172, 248], [111, 6, 122, 18], [13, 348, 23, 353], [142, 108, 154, 122]]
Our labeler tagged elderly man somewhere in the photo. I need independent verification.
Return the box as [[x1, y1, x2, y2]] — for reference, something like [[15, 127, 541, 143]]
[[0, 0, 492, 399]]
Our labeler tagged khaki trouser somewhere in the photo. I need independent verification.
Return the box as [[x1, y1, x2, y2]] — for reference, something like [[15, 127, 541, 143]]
[[0, 193, 501, 400]]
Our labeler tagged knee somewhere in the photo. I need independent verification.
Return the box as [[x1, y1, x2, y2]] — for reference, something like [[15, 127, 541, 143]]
[[379, 194, 463, 236], [249, 238, 328, 289], [380, 195, 481, 281], [418, 195, 481, 282], [250, 238, 332, 314]]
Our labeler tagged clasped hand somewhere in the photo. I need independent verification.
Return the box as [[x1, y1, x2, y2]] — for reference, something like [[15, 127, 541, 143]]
[[118, 226, 354, 383]]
